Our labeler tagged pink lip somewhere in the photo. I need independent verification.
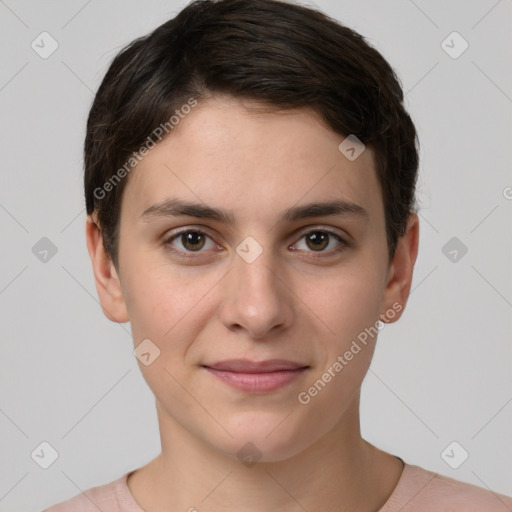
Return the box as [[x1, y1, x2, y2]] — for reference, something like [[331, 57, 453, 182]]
[[202, 359, 309, 393]]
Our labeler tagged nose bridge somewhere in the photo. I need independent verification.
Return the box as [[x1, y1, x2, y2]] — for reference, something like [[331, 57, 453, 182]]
[[237, 249, 280, 297], [234, 233, 280, 288], [219, 237, 293, 337]]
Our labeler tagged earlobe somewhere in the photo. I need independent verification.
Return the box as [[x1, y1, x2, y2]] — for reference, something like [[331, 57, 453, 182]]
[[85, 215, 130, 323], [380, 213, 419, 323]]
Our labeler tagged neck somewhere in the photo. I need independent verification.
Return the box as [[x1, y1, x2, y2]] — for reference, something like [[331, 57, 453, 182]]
[[127, 394, 403, 512]]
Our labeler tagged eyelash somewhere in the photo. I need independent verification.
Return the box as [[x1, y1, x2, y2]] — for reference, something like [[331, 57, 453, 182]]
[[162, 227, 349, 259]]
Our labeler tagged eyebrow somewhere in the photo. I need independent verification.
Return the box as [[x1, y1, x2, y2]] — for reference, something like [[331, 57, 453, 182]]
[[140, 197, 369, 224]]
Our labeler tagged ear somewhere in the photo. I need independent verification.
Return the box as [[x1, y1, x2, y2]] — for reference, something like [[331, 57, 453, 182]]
[[85, 214, 129, 323], [379, 213, 419, 323]]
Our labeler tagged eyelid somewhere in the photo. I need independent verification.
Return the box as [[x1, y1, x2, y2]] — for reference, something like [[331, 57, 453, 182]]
[[163, 224, 351, 257], [290, 226, 349, 255], [293, 224, 349, 241], [162, 226, 220, 256]]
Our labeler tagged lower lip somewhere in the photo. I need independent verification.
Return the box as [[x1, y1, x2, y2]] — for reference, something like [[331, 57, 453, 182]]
[[204, 367, 308, 393]]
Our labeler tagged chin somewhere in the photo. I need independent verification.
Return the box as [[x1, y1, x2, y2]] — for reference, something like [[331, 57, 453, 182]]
[[216, 416, 316, 464]]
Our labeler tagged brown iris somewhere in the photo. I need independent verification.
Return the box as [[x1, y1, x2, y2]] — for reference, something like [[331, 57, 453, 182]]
[[305, 232, 329, 251], [181, 231, 206, 251]]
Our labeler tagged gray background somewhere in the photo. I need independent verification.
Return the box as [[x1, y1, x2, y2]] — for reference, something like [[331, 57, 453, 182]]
[[0, 0, 511, 510]]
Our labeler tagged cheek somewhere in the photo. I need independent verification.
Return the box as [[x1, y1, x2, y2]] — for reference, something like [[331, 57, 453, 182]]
[[295, 273, 381, 426], [122, 259, 220, 357], [123, 264, 212, 402], [305, 264, 384, 347], [296, 266, 383, 407]]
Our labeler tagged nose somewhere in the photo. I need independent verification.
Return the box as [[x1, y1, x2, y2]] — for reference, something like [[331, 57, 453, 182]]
[[218, 246, 294, 339]]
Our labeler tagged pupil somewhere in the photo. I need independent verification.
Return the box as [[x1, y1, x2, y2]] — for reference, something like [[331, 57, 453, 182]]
[[307, 232, 328, 251], [183, 232, 204, 251]]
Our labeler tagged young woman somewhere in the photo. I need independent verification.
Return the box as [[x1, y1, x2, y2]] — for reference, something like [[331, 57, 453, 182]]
[[44, 1, 512, 510]]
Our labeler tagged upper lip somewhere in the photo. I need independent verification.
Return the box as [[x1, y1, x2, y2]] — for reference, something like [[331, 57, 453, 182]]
[[203, 359, 309, 373]]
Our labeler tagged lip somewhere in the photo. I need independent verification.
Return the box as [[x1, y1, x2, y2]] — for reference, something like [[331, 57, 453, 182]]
[[202, 359, 309, 393], [204, 359, 307, 373]]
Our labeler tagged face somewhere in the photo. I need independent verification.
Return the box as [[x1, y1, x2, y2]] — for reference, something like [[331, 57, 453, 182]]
[[88, 95, 417, 463]]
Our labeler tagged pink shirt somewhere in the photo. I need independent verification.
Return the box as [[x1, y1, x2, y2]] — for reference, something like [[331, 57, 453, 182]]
[[43, 461, 512, 511]]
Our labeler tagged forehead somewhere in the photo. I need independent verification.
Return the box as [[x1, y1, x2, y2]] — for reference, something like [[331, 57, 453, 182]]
[[121, 96, 383, 226]]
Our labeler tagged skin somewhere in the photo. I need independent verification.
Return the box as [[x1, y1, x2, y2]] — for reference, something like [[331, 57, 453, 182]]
[[86, 95, 419, 512]]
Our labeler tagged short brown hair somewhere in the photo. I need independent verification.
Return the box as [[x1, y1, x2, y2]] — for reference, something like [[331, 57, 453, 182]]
[[84, 0, 419, 270]]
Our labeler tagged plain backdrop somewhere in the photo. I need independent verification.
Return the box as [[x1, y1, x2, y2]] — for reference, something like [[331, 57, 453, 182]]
[[0, 0, 511, 510]]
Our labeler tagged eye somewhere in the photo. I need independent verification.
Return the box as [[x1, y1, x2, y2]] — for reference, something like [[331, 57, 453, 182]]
[[163, 227, 348, 260], [291, 229, 347, 255], [164, 229, 217, 255]]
